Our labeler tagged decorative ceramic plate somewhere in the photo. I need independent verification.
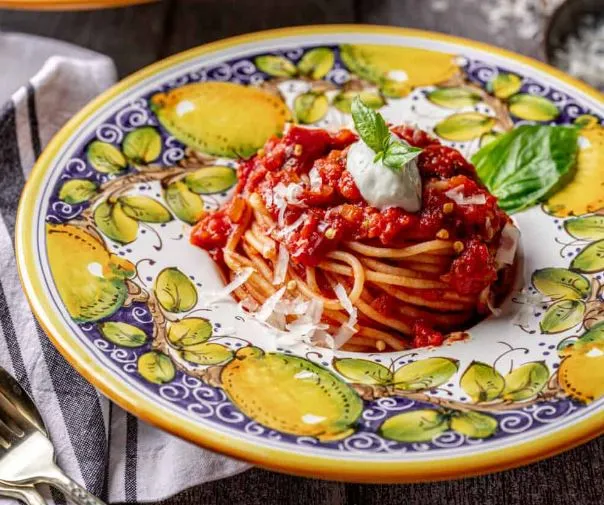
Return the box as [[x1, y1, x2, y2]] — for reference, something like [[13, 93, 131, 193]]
[[16, 26, 604, 482]]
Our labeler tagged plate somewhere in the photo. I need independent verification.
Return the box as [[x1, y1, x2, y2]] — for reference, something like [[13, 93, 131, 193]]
[[16, 26, 604, 483]]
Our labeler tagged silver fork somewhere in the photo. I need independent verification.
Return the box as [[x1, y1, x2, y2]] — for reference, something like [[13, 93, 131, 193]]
[[0, 481, 46, 505], [0, 367, 105, 505]]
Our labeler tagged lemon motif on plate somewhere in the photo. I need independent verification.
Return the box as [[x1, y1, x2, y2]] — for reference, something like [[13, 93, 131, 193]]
[[221, 347, 363, 441], [150, 82, 291, 159], [545, 125, 604, 217], [340, 44, 459, 97], [46, 223, 135, 323], [558, 325, 604, 403]]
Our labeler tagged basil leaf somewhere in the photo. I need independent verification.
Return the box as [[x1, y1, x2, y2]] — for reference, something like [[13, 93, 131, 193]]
[[382, 138, 423, 172], [351, 96, 390, 154], [472, 125, 578, 214]]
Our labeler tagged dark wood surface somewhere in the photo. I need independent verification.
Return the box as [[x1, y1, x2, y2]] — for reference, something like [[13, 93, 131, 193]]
[[1, 0, 602, 503]]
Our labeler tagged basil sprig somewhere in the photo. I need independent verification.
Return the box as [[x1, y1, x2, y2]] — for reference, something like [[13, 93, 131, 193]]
[[472, 124, 579, 214], [351, 97, 422, 172]]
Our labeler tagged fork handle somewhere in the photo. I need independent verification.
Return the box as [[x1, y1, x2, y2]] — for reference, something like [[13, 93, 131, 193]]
[[0, 484, 47, 505], [43, 466, 106, 505]]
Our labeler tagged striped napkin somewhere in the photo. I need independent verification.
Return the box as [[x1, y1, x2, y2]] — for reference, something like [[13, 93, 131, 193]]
[[0, 33, 249, 504]]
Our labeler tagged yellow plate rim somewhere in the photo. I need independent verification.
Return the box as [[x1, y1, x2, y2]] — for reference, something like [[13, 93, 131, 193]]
[[15, 24, 604, 483]]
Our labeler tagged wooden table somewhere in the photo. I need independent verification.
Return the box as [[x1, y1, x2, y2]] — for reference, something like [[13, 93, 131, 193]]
[[1, 1, 602, 503]]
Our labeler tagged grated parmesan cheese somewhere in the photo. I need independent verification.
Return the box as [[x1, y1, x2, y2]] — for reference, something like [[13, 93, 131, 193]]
[[202, 267, 254, 305], [334, 323, 357, 349], [256, 286, 287, 322], [285, 183, 304, 204], [333, 284, 358, 327], [496, 222, 520, 268], [331, 282, 358, 348], [276, 296, 309, 316], [275, 213, 306, 239], [272, 182, 307, 227], [273, 244, 289, 285], [238, 296, 259, 312], [309, 167, 323, 190], [445, 186, 487, 206]]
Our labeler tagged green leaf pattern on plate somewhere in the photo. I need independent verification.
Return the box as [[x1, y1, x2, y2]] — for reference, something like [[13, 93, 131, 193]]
[[138, 351, 176, 384], [508, 94, 559, 121], [434, 113, 496, 141], [99, 321, 147, 348], [479, 131, 500, 147], [573, 114, 599, 128], [393, 357, 459, 391], [184, 166, 237, 195], [122, 126, 162, 164], [297, 47, 334, 79], [427, 87, 481, 109], [460, 362, 505, 403], [87, 140, 127, 174], [164, 181, 205, 224], [333, 91, 385, 114], [94, 200, 139, 244], [181, 342, 233, 365], [531, 268, 590, 300], [540, 299, 585, 334], [254, 55, 297, 77], [58, 179, 98, 204], [487, 73, 522, 99], [379, 410, 449, 442], [154, 267, 198, 313], [294, 92, 329, 124], [168, 318, 213, 348], [450, 411, 498, 438], [333, 358, 393, 385], [502, 362, 549, 401], [565, 216, 604, 241], [565, 322, 604, 351], [118, 195, 173, 223], [379, 79, 410, 98], [571, 240, 604, 273]]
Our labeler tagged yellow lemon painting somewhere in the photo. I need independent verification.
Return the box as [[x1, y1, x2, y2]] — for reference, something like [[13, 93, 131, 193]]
[[545, 124, 604, 217], [46, 224, 135, 323], [151, 82, 291, 158], [222, 347, 363, 441]]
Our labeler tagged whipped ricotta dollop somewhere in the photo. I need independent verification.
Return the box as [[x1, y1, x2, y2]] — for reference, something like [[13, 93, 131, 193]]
[[346, 136, 422, 212]]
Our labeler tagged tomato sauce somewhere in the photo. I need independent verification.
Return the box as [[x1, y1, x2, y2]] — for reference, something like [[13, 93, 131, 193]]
[[191, 124, 513, 345]]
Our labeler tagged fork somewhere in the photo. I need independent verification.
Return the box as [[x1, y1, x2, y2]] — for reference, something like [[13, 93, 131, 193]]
[[0, 481, 47, 505], [0, 367, 105, 505]]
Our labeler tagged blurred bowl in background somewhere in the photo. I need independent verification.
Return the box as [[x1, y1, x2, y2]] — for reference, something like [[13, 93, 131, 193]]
[[0, 0, 155, 10], [545, 0, 604, 90]]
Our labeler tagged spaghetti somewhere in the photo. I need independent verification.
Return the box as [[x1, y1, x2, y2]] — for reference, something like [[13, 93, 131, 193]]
[[191, 124, 517, 352]]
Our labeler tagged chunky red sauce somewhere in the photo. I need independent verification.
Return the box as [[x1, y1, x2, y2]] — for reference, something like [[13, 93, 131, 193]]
[[191, 124, 512, 346]]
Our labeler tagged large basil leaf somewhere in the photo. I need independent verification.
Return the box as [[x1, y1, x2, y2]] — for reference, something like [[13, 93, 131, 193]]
[[472, 125, 578, 214]]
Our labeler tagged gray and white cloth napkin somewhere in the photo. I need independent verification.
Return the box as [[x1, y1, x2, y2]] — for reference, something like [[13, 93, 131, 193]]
[[0, 33, 250, 504]]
